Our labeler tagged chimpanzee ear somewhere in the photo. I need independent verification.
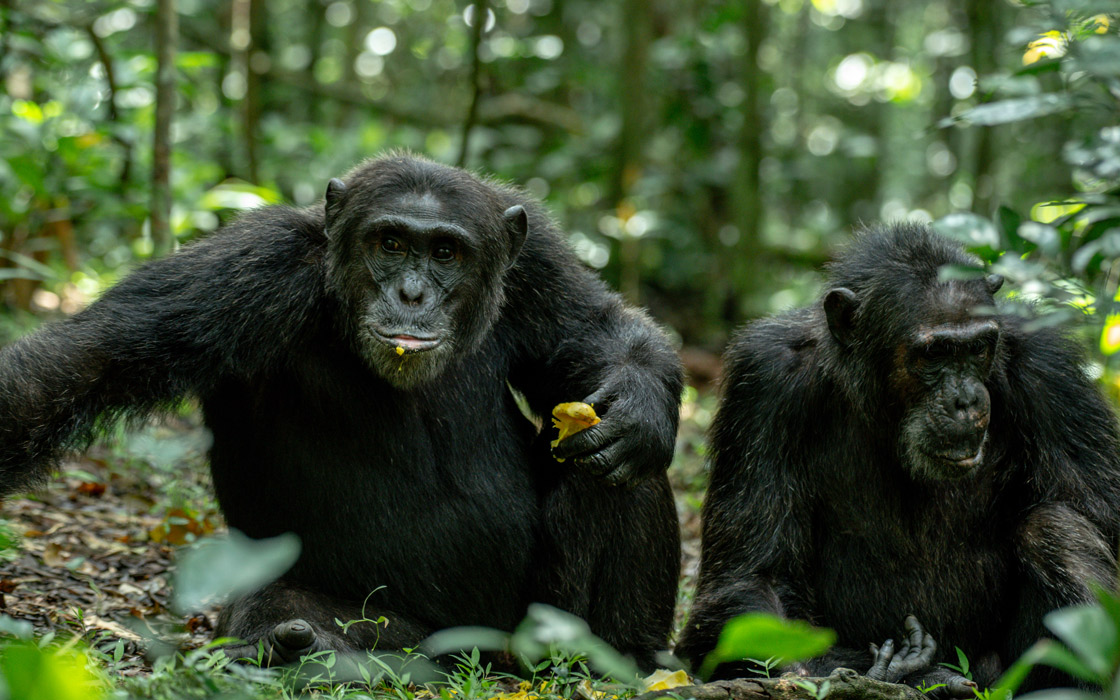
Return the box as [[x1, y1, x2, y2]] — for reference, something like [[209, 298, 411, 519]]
[[503, 205, 528, 269], [985, 273, 1004, 295], [824, 287, 858, 348], [324, 178, 347, 231]]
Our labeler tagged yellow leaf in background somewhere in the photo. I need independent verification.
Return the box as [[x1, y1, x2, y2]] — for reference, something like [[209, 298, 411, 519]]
[[1092, 15, 1109, 34], [550, 402, 601, 450], [640, 669, 691, 692]]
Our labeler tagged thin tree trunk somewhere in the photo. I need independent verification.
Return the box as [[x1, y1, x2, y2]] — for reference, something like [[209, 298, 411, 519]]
[[151, 0, 177, 258], [458, 0, 489, 168], [729, 0, 768, 309], [614, 0, 651, 305]]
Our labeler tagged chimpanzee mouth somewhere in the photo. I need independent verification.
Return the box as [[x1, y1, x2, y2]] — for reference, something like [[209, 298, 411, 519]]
[[373, 330, 442, 353], [934, 441, 986, 471]]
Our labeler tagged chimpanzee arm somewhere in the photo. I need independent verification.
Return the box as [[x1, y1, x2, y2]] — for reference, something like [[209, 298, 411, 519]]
[[501, 216, 682, 485], [675, 316, 835, 676], [0, 206, 328, 496], [996, 323, 1120, 682]]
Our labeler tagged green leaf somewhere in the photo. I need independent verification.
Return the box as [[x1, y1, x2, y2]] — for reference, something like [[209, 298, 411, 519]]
[[511, 604, 639, 682], [699, 613, 835, 680], [939, 94, 1072, 127], [1044, 604, 1119, 679], [172, 529, 301, 614], [933, 213, 1002, 260], [1018, 221, 1061, 256]]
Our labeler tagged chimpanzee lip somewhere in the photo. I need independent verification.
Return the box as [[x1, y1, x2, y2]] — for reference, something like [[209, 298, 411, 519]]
[[935, 442, 985, 470], [373, 329, 442, 352]]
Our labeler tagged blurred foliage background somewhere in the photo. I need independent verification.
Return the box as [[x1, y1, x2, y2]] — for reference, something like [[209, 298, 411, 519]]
[[0, 0, 1118, 363]]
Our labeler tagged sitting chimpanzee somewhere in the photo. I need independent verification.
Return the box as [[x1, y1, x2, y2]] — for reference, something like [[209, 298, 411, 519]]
[[676, 224, 1120, 693], [0, 153, 683, 668]]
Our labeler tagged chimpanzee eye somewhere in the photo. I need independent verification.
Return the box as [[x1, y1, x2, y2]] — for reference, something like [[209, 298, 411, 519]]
[[381, 236, 405, 254], [432, 242, 456, 262]]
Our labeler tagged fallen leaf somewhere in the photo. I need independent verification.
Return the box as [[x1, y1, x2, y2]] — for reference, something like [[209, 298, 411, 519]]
[[640, 669, 691, 692]]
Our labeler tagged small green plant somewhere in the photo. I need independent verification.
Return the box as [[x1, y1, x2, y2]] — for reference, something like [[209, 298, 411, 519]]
[[745, 655, 781, 679], [794, 677, 832, 700], [939, 646, 973, 681]]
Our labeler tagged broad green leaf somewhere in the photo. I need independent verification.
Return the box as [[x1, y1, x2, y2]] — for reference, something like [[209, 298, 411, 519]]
[[699, 613, 835, 680], [1018, 221, 1061, 256], [1044, 605, 1119, 679], [0, 642, 107, 700], [172, 529, 300, 614]]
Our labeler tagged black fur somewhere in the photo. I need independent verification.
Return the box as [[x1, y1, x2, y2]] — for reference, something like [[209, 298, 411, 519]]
[[0, 153, 683, 669], [677, 224, 1120, 692]]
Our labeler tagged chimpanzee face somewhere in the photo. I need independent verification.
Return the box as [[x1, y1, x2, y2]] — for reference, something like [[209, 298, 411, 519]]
[[825, 263, 1005, 482], [322, 163, 527, 389], [895, 317, 1001, 481]]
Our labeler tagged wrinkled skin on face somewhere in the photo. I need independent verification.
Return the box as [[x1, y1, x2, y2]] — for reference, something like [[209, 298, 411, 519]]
[[323, 175, 526, 388], [825, 270, 1005, 482], [895, 317, 1000, 481]]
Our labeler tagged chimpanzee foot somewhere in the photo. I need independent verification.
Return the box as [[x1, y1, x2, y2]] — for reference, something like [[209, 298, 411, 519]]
[[867, 615, 936, 682], [866, 616, 975, 698], [223, 618, 327, 666]]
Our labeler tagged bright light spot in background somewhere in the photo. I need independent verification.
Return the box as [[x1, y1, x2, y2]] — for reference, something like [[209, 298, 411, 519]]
[[326, 1, 352, 28], [577, 21, 602, 47], [1023, 30, 1066, 65], [570, 232, 610, 269], [222, 73, 247, 100], [534, 35, 564, 60], [506, 0, 530, 13], [355, 52, 385, 78], [525, 177, 549, 200], [834, 53, 872, 91], [365, 27, 397, 55], [281, 45, 312, 71], [949, 181, 973, 210], [949, 66, 976, 99], [879, 61, 921, 102], [923, 29, 967, 57], [880, 199, 909, 222], [811, 0, 863, 18], [926, 141, 957, 177], [463, 4, 497, 32], [806, 119, 840, 156], [93, 8, 137, 37]]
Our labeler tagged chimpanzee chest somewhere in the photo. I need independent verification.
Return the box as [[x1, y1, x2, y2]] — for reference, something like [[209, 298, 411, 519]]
[[811, 493, 1012, 659], [203, 346, 541, 630]]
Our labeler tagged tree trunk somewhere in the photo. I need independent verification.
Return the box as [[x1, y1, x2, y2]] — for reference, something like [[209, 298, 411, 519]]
[[614, 0, 651, 305], [151, 0, 177, 258]]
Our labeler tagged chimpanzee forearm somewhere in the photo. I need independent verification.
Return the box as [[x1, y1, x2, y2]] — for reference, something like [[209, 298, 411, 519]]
[[0, 209, 326, 496]]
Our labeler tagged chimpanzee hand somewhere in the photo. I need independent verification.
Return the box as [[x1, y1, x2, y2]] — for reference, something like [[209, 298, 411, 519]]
[[867, 616, 976, 699], [550, 378, 674, 486]]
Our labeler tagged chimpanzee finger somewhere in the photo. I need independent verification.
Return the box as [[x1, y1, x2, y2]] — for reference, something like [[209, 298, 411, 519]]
[[945, 676, 978, 698], [571, 439, 625, 476], [867, 639, 894, 680], [551, 420, 620, 461], [904, 615, 925, 654]]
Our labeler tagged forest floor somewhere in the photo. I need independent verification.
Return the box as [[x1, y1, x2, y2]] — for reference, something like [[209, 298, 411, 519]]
[[0, 392, 712, 693]]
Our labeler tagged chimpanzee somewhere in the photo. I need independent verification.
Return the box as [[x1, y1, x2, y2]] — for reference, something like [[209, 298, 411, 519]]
[[0, 153, 683, 669], [676, 224, 1120, 693]]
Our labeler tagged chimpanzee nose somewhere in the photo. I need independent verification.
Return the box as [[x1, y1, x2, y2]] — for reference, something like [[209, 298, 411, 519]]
[[949, 381, 989, 423], [399, 276, 425, 306]]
